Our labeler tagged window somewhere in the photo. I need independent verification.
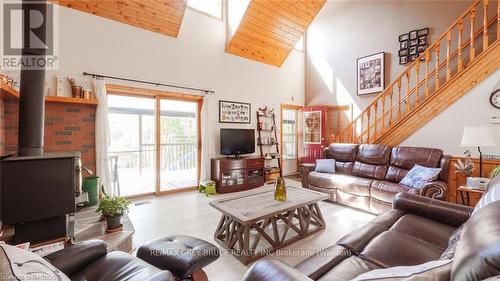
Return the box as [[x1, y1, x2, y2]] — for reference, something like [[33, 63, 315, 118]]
[[188, 0, 222, 19], [282, 109, 297, 159]]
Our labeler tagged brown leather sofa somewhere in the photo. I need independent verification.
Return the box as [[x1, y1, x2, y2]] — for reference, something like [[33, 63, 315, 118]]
[[242, 176, 500, 281], [45, 235, 220, 281], [300, 144, 451, 214]]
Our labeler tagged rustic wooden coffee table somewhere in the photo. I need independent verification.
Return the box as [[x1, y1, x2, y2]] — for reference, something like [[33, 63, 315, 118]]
[[209, 185, 328, 264]]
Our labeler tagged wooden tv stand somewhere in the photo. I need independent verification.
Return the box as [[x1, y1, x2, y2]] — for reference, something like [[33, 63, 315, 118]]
[[211, 157, 264, 193]]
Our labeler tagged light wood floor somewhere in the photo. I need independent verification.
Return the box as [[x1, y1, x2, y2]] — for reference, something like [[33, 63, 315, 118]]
[[128, 181, 375, 281]]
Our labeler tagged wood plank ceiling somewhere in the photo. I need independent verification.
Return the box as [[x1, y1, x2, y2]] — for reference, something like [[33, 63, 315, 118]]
[[226, 0, 326, 67], [50, 0, 187, 37]]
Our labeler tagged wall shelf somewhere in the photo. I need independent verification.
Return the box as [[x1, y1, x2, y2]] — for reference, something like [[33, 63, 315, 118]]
[[0, 82, 97, 105], [45, 96, 98, 105], [0, 82, 20, 99]]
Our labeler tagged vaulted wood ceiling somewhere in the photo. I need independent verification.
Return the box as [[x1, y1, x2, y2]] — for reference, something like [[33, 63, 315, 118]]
[[50, 0, 187, 37], [226, 0, 326, 67]]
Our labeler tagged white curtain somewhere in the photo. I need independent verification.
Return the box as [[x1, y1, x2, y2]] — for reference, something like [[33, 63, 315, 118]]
[[200, 94, 212, 180], [94, 79, 112, 195]]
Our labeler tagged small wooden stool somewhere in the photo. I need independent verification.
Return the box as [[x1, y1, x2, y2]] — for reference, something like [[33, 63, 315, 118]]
[[199, 180, 216, 196]]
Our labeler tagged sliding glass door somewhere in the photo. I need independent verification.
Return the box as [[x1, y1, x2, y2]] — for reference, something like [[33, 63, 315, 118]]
[[159, 99, 199, 191], [108, 95, 156, 197], [107, 93, 201, 197]]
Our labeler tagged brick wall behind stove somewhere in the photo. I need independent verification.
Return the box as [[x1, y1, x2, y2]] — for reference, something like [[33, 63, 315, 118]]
[[0, 99, 96, 173]]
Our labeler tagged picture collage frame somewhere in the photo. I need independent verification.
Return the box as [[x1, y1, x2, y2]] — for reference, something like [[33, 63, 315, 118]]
[[398, 28, 429, 65]]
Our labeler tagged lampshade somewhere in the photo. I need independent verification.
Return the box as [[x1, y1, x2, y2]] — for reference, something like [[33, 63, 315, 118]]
[[460, 126, 497, 147]]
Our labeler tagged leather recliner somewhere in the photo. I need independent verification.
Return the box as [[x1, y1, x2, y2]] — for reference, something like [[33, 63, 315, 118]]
[[300, 144, 451, 214]]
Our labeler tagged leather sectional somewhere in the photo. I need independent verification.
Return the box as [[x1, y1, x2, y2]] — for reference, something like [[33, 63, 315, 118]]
[[242, 176, 500, 281], [300, 143, 451, 214]]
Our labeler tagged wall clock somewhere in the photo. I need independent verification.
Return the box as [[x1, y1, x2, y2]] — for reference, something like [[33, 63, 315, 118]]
[[491, 89, 500, 109]]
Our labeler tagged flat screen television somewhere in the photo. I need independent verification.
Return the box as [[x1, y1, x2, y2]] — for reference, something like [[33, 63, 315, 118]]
[[220, 129, 255, 157]]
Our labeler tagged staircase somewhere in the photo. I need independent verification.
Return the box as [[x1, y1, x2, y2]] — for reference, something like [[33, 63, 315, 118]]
[[341, 0, 500, 146]]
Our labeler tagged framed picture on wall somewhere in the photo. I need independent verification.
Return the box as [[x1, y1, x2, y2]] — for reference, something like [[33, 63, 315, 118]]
[[399, 33, 409, 42], [409, 30, 418, 40], [357, 52, 385, 95], [219, 100, 251, 123]]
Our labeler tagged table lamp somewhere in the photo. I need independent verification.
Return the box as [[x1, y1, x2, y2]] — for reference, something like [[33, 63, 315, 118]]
[[460, 126, 496, 177]]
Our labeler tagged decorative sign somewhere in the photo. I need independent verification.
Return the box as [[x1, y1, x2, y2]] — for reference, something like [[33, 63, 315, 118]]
[[219, 100, 251, 123], [357, 52, 385, 95], [304, 111, 322, 143], [399, 27, 428, 65]]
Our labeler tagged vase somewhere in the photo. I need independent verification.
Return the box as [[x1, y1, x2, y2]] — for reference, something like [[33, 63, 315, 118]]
[[274, 177, 287, 202], [106, 215, 122, 230]]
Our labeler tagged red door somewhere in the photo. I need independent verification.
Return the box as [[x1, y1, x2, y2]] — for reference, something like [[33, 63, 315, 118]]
[[300, 106, 326, 164]]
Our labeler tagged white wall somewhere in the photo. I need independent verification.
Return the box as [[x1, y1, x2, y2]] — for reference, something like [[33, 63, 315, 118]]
[[49, 6, 305, 175], [402, 69, 500, 157]]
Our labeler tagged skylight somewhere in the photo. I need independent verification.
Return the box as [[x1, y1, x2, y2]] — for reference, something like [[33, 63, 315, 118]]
[[188, 0, 222, 19]]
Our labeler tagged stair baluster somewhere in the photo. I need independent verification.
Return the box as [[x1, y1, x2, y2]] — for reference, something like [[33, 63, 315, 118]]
[[458, 19, 464, 72], [397, 79, 402, 122], [415, 60, 420, 106], [446, 31, 452, 81], [470, 7, 476, 62], [424, 51, 430, 99], [435, 44, 440, 90], [405, 72, 410, 114], [484, 0, 489, 49]]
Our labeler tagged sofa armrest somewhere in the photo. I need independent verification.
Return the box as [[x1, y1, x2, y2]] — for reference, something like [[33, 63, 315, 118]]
[[417, 181, 449, 200], [299, 163, 316, 188], [45, 239, 107, 276], [393, 192, 473, 227], [242, 259, 313, 281], [439, 155, 452, 182]]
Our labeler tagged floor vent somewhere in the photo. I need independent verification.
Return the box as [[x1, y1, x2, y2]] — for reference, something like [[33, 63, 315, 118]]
[[134, 201, 151, 206]]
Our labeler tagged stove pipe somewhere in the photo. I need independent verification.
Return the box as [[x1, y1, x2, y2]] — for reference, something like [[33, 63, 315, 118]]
[[18, 0, 46, 156]]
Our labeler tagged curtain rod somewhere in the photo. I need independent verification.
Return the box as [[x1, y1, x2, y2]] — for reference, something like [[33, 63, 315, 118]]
[[82, 72, 214, 94]]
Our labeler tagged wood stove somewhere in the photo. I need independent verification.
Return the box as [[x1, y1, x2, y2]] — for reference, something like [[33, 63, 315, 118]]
[[1, 153, 81, 243], [0, 0, 86, 244]]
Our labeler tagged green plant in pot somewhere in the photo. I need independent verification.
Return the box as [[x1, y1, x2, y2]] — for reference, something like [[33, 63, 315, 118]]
[[96, 195, 130, 230]]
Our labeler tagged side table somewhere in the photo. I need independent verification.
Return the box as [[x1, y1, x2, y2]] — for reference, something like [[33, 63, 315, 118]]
[[457, 186, 485, 206]]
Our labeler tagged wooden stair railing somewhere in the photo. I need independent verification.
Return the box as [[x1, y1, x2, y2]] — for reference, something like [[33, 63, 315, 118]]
[[340, 0, 499, 144]]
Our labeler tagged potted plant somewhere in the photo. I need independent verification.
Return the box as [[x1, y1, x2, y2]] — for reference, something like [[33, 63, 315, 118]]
[[96, 195, 130, 231], [453, 150, 474, 177]]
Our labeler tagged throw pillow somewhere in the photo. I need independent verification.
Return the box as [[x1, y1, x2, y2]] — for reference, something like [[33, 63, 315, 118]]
[[0, 243, 70, 281], [314, 159, 336, 173], [472, 183, 500, 215], [399, 164, 442, 188], [352, 259, 452, 281]]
